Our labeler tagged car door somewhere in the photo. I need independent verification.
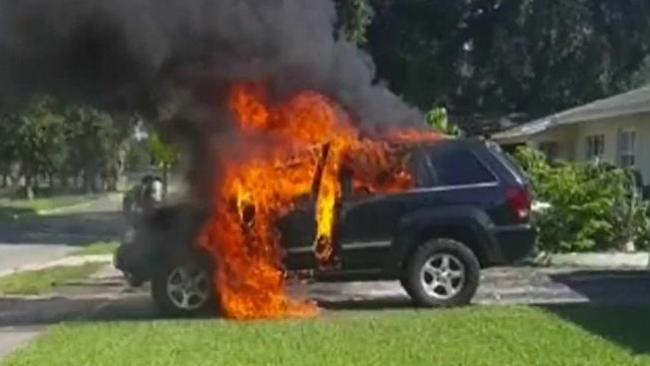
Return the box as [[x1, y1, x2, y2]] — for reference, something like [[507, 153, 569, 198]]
[[337, 149, 433, 271], [277, 145, 329, 271], [277, 198, 318, 271]]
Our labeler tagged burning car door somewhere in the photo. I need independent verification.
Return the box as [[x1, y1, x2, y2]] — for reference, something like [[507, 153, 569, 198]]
[[276, 145, 331, 271], [277, 198, 318, 271], [337, 149, 432, 270]]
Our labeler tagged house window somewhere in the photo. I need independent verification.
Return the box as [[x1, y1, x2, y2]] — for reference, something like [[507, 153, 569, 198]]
[[617, 129, 636, 168], [586, 135, 605, 161], [538, 142, 559, 160]]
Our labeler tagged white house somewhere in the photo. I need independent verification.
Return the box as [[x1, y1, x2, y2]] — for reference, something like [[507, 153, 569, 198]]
[[493, 85, 650, 182]]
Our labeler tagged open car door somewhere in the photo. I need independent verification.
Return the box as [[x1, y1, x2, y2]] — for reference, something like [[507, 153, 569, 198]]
[[276, 144, 332, 271]]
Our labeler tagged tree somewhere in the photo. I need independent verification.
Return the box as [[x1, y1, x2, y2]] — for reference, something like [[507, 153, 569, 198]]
[[367, 0, 469, 109], [125, 139, 152, 172], [0, 115, 15, 188], [621, 55, 650, 90], [335, 0, 374, 45], [425, 107, 462, 136], [3, 96, 67, 199], [148, 131, 179, 196], [366, 0, 650, 119], [1, 97, 134, 196], [102, 114, 135, 191], [64, 106, 133, 193]]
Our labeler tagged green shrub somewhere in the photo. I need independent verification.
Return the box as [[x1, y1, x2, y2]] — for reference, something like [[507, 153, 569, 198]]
[[425, 107, 462, 137], [514, 147, 650, 253]]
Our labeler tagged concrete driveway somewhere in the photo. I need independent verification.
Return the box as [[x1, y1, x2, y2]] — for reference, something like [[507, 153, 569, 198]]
[[23, 265, 650, 323]]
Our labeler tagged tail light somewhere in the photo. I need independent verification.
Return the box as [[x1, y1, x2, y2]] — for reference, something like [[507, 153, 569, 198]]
[[507, 187, 532, 220]]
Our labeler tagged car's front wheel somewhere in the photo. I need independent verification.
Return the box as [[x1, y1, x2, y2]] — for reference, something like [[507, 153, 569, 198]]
[[151, 261, 214, 317], [402, 238, 480, 308]]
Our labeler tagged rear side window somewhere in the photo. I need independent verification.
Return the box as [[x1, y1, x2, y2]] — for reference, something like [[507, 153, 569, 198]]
[[426, 147, 496, 186], [486, 142, 528, 184]]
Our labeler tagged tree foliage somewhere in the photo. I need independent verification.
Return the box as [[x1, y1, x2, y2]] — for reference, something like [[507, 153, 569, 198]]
[[147, 130, 180, 195], [335, 0, 374, 45], [366, 0, 650, 118], [1, 96, 67, 197], [514, 147, 650, 253], [425, 107, 462, 136], [148, 131, 179, 168], [0, 97, 136, 196], [62, 105, 133, 192]]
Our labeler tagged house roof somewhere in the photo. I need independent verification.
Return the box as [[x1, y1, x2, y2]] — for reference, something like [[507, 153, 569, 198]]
[[492, 84, 650, 141]]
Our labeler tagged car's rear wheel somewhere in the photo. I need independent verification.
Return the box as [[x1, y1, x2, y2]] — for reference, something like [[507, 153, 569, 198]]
[[402, 238, 480, 308], [151, 261, 215, 317]]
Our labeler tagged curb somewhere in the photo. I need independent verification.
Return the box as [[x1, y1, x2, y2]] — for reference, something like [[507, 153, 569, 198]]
[[36, 193, 121, 215], [548, 252, 650, 269], [0, 255, 113, 279]]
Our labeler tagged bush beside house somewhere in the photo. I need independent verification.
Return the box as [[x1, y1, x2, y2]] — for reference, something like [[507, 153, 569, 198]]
[[514, 147, 650, 253]]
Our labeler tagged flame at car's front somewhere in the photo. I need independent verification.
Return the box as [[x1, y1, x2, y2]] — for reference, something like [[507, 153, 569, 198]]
[[198, 81, 441, 320]]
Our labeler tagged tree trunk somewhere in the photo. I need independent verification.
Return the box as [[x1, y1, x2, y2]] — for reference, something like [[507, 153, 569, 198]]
[[83, 170, 95, 193], [106, 167, 119, 192], [60, 173, 69, 190], [108, 175, 118, 192], [24, 174, 35, 200], [92, 173, 99, 193], [48, 172, 55, 192], [9, 163, 20, 189], [162, 163, 169, 198], [1, 174, 6, 188]]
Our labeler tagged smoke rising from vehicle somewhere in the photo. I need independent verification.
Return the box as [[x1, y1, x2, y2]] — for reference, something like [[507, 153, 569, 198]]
[[66, 0, 433, 319], [0, 0, 421, 126]]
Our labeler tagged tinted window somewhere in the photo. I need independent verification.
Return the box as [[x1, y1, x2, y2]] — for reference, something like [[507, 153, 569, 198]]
[[486, 141, 528, 184], [427, 147, 496, 186], [407, 151, 432, 188], [340, 151, 428, 200]]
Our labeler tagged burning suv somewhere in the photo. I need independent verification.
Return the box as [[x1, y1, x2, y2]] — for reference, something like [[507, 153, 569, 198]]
[[114, 138, 536, 316]]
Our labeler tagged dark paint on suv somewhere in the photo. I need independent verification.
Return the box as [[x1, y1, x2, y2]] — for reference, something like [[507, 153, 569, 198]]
[[115, 138, 536, 315]]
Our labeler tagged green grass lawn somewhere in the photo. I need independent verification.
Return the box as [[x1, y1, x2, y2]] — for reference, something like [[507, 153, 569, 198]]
[[70, 241, 119, 256], [0, 263, 104, 295], [5, 306, 650, 366]]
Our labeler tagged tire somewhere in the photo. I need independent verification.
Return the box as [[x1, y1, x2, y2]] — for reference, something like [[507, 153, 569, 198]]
[[402, 238, 480, 308], [151, 260, 216, 317]]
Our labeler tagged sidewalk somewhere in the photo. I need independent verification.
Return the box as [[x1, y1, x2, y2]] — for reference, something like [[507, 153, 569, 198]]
[[0, 254, 113, 279], [36, 193, 122, 215], [546, 252, 650, 269]]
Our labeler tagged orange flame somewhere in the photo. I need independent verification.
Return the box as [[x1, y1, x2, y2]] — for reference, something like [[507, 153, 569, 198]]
[[199, 82, 442, 319]]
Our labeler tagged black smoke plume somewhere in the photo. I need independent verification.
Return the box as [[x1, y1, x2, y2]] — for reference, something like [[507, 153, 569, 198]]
[[0, 0, 421, 126]]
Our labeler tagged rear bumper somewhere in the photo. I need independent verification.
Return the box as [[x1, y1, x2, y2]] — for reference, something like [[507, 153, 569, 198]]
[[486, 224, 536, 265]]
